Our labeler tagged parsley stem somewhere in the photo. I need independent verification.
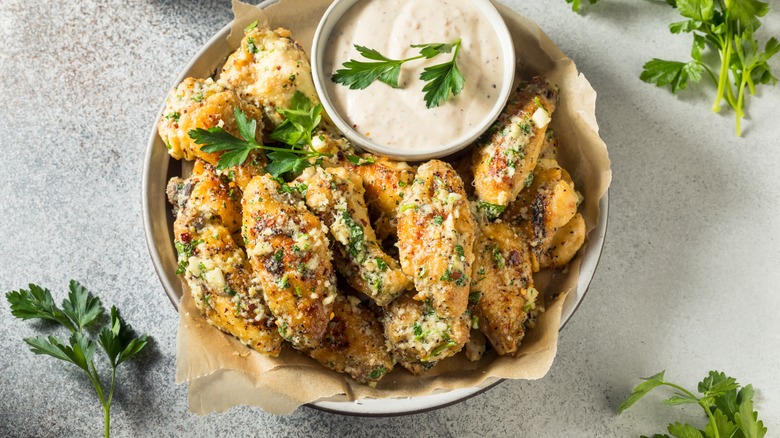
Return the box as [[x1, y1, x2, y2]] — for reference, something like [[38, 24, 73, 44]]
[[712, 30, 733, 113], [659, 381, 720, 438], [104, 367, 117, 438], [701, 62, 718, 88], [259, 145, 327, 156]]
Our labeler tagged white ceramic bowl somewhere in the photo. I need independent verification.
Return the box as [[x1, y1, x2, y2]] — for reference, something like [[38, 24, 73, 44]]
[[310, 0, 516, 161], [143, 0, 608, 416]]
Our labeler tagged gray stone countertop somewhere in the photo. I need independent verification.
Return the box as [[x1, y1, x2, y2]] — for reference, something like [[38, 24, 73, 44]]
[[1, 0, 779, 436]]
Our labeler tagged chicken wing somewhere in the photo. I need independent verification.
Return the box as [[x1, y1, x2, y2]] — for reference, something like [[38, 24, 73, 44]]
[[536, 212, 586, 269], [472, 77, 558, 218], [158, 77, 264, 166], [306, 294, 394, 385], [339, 152, 416, 241], [218, 26, 319, 131], [167, 161, 283, 356], [397, 160, 475, 318], [502, 162, 580, 261], [382, 293, 470, 374], [470, 223, 538, 356], [242, 174, 337, 350], [294, 166, 411, 306]]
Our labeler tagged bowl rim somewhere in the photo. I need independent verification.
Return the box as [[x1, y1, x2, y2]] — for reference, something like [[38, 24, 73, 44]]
[[141, 0, 609, 416], [309, 0, 516, 161]]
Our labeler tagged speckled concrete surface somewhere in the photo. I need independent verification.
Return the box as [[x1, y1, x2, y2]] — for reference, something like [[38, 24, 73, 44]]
[[1, 0, 778, 436]]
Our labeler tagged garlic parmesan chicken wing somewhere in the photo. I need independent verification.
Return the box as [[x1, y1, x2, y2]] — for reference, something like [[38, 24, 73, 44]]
[[294, 166, 410, 306], [158, 77, 264, 167], [472, 77, 558, 216], [340, 153, 416, 240], [470, 223, 539, 356], [306, 294, 394, 385], [218, 26, 319, 131], [242, 175, 337, 350], [382, 294, 470, 374], [166, 161, 283, 356], [503, 160, 581, 268], [397, 160, 475, 318], [537, 212, 585, 269]]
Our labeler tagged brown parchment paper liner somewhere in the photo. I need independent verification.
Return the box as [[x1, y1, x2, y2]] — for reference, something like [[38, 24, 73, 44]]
[[175, 0, 612, 415]]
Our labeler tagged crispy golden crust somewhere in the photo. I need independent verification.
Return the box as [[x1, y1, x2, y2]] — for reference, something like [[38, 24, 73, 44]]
[[472, 77, 558, 209], [242, 175, 337, 350], [168, 160, 243, 234], [167, 161, 283, 356], [295, 166, 411, 306], [502, 162, 579, 258], [470, 223, 538, 356], [381, 294, 470, 374], [397, 160, 475, 318], [536, 212, 585, 269], [306, 295, 394, 385], [158, 77, 264, 166], [218, 27, 319, 131], [338, 152, 416, 240]]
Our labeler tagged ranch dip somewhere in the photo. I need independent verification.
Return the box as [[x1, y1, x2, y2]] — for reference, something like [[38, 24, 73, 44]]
[[324, 0, 506, 152]]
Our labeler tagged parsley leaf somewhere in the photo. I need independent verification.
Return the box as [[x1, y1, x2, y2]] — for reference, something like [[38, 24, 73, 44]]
[[332, 39, 466, 108], [639, 0, 779, 135], [62, 280, 104, 331], [98, 306, 149, 368], [6, 284, 75, 331], [25, 332, 97, 373], [640, 59, 705, 93], [345, 154, 376, 166], [189, 93, 328, 180], [332, 45, 408, 89], [6, 281, 150, 438], [271, 91, 322, 147], [419, 40, 465, 108], [410, 41, 458, 59], [189, 107, 262, 170], [619, 370, 767, 438]]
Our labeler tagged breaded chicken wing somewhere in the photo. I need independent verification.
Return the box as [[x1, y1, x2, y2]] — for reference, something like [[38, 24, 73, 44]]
[[167, 161, 283, 356], [339, 152, 416, 240], [536, 212, 585, 269], [242, 175, 337, 350], [502, 161, 580, 261], [472, 77, 558, 217], [306, 294, 394, 385], [397, 160, 475, 318], [382, 294, 470, 374], [294, 166, 411, 306], [158, 77, 264, 166], [470, 223, 538, 356], [218, 27, 319, 131]]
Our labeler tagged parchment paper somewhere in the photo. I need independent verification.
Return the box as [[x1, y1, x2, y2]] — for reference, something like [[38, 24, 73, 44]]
[[175, 0, 612, 415]]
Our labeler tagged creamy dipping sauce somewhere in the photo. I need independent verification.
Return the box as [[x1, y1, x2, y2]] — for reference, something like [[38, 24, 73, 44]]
[[324, 0, 506, 152]]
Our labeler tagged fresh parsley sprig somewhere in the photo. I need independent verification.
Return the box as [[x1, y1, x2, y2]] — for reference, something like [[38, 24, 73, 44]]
[[639, 0, 779, 136], [332, 40, 465, 108], [6, 281, 149, 438], [619, 370, 767, 438], [189, 92, 329, 179]]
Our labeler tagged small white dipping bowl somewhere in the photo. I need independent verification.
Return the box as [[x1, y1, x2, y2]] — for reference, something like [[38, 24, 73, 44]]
[[311, 0, 516, 161]]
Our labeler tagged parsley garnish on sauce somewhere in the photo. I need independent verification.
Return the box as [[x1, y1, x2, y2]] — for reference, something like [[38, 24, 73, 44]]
[[332, 40, 465, 108]]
